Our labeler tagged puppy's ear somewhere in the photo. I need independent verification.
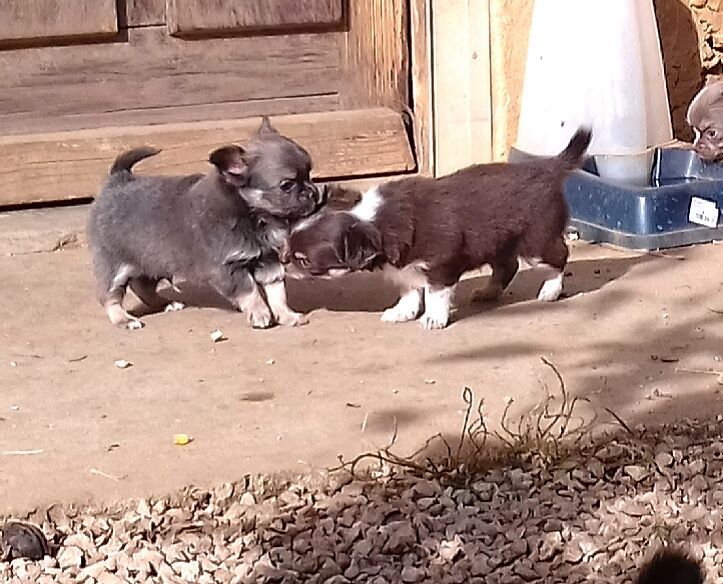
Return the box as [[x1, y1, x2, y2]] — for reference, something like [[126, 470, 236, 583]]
[[324, 184, 363, 211], [209, 145, 248, 185], [342, 221, 382, 271], [258, 116, 278, 136], [382, 232, 402, 264]]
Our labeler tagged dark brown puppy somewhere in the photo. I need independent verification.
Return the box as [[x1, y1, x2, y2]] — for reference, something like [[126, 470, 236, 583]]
[[636, 547, 703, 584], [687, 74, 723, 161], [88, 118, 324, 330], [284, 128, 592, 329]]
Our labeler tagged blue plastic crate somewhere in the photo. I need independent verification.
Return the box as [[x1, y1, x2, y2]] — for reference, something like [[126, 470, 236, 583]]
[[510, 147, 723, 250]]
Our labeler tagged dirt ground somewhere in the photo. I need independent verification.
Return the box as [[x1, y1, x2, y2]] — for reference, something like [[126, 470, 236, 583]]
[[1, 209, 722, 515]]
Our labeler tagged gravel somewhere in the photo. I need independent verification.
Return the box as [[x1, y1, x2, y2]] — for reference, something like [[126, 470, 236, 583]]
[[2, 419, 723, 584]]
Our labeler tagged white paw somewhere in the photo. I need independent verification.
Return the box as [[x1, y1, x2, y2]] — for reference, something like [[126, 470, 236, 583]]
[[380, 305, 420, 323], [277, 311, 309, 327], [125, 319, 144, 330], [164, 301, 186, 312], [537, 276, 563, 302], [419, 312, 449, 330], [248, 308, 274, 329]]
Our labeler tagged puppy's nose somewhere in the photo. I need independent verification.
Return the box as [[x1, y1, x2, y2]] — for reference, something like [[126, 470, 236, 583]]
[[308, 182, 324, 205]]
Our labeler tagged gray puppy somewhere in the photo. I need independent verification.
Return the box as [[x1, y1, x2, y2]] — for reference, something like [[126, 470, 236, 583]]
[[88, 118, 324, 330]]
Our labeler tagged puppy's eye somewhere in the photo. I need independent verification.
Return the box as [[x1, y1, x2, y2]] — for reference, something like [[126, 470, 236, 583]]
[[705, 128, 718, 139], [280, 180, 296, 193]]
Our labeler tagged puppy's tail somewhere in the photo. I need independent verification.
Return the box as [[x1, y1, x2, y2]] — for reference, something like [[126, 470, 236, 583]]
[[109, 147, 161, 175], [635, 547, 704, 584], [556, 126, 593, 169]]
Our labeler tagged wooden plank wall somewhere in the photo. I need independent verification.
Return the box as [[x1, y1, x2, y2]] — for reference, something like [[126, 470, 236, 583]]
[[0, 109, 415, 205], [429, 0, 493, 176]]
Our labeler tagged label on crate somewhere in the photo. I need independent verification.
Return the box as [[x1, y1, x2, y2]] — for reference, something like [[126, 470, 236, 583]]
[[688, 197, 720, 228]]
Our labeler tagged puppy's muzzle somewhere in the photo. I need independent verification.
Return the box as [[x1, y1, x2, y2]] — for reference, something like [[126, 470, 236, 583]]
[[279, 243, 291, 265], [309, 183, 327, 208]]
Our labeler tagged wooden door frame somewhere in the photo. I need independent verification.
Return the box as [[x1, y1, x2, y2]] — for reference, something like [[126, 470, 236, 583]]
[[410, 0, 493, 177]]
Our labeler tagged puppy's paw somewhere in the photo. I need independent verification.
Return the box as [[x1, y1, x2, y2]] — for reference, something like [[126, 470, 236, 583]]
[[107, 304, 144, 330], [164, 301, 186, 313], [277, 311, 309, 327], [419, 312, 449, 330], [537, 275, 563, 302], [124, 318, 144, 330], [247, 307, 274, 329], [381, 305, 419, 323]]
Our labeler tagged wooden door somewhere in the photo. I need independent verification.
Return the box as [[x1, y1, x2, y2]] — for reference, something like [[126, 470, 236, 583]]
[[0, 0, 415, 206]]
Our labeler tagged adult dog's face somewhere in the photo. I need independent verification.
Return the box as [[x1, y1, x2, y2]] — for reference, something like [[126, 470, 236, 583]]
[[282, 211, 383, 279], [209, 117, 325, 220]]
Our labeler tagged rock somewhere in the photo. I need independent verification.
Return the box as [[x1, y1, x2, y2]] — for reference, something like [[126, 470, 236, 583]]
[[136, 499, 152, 518], [562, 543, 583, 564], [383, 522, 417, 553], [624, 465, 648, 482], [5, 421, 723, 584], [689, 459, 706, 474], [239, 492, 256, 506], [318, 557, 342, 580], [470, 555, 492, 576], [539, 532, 563, 561], [10, 557, 28, 578], [1, 521, 50, 561], [97, 573, 125, 584], [57, 546, 84, 569], [438, 535, 464, 562], [77, 562, 106, 580], [655, 452, 673, 467], [401, 565, 426, 582], [344, 560, 361, 579], [213, 568, 234, 583], [180, 560, 201, 581]]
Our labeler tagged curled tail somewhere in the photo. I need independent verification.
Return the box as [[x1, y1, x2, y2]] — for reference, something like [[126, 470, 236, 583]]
[[557, 126, 593, 169], [109, 147, 161, 175], [635, 548, 704, 584]]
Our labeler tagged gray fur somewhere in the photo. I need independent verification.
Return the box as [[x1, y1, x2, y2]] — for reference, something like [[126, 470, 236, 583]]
[[87, 118, 324, 329]]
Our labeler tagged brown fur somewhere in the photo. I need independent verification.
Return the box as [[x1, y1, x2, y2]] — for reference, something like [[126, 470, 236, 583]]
[[635, 548, 704, 584], [284, 128, 592, 328]]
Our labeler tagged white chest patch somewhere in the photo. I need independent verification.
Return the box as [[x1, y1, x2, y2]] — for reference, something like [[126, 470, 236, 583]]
[[351, 187, 383, 222]]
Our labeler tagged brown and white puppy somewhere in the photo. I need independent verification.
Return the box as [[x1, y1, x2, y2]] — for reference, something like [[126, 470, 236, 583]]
[[283, 127, 592, 329], [88, 118, 325, 330], [687, 74, 723, 160]]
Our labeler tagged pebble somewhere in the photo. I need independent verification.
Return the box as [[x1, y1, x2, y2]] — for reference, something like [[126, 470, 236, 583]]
[[0, 422, 721, 584], [97, 573, 125, 584], [655, 451, 674, 467], [56, 546, 83, 569], [624, 465, 648, 482], [401, 565, 426, 582]]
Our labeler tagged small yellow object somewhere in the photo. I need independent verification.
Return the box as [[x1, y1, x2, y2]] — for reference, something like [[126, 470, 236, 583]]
[[173, 434, 191, 446]]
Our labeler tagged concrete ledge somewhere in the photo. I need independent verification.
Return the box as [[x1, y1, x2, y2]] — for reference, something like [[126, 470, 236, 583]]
[[0, 204, 90, 255]]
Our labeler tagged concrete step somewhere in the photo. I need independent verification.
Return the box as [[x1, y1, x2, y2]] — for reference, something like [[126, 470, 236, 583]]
[[0, 204, 89, 256]]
